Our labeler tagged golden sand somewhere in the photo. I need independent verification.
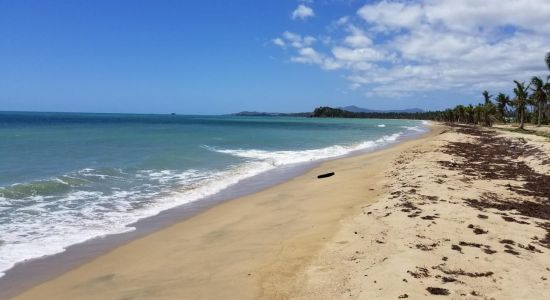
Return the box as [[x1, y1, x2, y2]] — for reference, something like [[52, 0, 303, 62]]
[[11, 125, 550, 299]]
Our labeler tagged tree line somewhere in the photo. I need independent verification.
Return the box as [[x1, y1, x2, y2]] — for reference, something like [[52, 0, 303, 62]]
[[312, 107, 437, 120], [313, 53, 550, 128], [430, 53, 550, 129]]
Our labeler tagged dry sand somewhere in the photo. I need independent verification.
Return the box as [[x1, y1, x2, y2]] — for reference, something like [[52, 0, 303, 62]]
[[9, 124, 550, 300], [494, 123, 550, 136], [295, 125, 550, 299], [9, 127, 438, 300]]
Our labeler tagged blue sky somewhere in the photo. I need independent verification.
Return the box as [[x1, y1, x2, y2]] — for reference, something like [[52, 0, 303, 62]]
[[1, 1, 549, 114]]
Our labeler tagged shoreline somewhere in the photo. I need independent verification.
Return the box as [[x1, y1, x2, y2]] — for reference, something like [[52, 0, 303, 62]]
[[1, 125, 431, 299], [294, 124, 550, 299], [0, 159, 314, 299]]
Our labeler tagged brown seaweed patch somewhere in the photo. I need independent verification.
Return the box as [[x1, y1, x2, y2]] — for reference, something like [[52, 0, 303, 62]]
[[426, 287, 450, 295], [407, 267, 430, 278], [451, 244, 463, 253], [500, 239, 515, 245], [467, 224, 488, 235], [433, 265, 494, 277], [502, 216, 530, 225], [518, 243, 543, 253], [440, 126, 550, 199], [416, 242, 438, 251], [503, 244, 520, 255]]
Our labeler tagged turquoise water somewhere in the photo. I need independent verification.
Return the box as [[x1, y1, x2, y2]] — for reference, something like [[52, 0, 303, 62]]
[[0, 111, 427, 276]]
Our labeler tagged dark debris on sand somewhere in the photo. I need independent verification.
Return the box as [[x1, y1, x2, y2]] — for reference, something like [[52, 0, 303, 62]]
[[437, 125, 550, 248], [415, 242, 438, 251], [439, 126, 549, 199], [458, 241, 497, 254], [426, 287, 450, 295], [407, 267, 430, 278], [432, 264, 494, 278], [467, 224, 488, 235]]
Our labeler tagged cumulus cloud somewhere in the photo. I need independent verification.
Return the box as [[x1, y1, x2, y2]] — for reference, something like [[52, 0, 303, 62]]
[[291, 47, 323, 64], [282, 31, 316, 48], [292, 4, 315, 20], [272, 38, 286, 48], [358, 1, 423, 30], [274, 0, 550, 100], [291, 47, 343, 70], [273, 30, 341, 70], [343, 26, 372, 48], [332, 46, 385, 62]]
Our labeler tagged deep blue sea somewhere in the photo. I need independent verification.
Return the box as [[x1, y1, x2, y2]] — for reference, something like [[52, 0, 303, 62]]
[[0, 111, 428, 276]]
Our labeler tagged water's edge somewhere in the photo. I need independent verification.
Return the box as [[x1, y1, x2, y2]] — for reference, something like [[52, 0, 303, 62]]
[[0, 124, 430, 300]]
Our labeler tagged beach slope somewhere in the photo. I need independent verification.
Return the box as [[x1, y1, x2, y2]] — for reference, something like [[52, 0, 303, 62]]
[[295, 125, 550, 299], [9, 127, 438, 300], [10, 124, 549, 299]]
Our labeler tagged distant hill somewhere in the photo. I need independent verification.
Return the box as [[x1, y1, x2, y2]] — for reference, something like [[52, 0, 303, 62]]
[[312, 106, 433, 119], [232, 111, 312, 117], [339, 105, 424, 113], [232, 106, 425, 119]]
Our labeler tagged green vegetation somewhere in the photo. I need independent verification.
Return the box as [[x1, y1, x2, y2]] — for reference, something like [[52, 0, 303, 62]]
[[312, 106, 438, 120], [313, 53, 550, 128], [435, 52, 549, 127]]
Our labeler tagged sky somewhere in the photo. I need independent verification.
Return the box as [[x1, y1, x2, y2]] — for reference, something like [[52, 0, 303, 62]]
[[1, 0, 549, 114]]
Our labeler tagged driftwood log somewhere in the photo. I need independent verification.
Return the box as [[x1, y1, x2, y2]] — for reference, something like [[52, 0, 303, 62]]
[[317, 172, 335, 179]]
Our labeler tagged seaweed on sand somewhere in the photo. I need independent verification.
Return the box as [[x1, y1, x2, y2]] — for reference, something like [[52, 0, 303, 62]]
[[437, 126, 550, 247]]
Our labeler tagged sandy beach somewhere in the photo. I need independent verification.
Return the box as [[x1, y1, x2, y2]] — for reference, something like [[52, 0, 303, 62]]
[[3, 1, 549, 299], [295, 125, 550, 299], [7, 124, 550, 299]]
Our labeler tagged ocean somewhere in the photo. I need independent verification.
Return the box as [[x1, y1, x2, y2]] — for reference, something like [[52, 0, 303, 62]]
[[0, 111, 428, 277]]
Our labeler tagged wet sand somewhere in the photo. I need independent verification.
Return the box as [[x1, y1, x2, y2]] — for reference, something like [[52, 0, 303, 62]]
[[9, 124, 549, 299], [8, 126, 438, 300]]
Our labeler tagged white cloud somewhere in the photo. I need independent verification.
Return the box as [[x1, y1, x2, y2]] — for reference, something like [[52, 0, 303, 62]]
[[281, 31, 316, 48], [392, 27, 483, 61], [273, 0, 550, 99], [274, 30, 340, 70], [358, 1, 423, 30], [423, 0, 550, 34], [332, 47, 384, 62], [343, 26, 372, 48], [272, 38, 286, 48], [292, 4, 315, 20], [291, 47, 343, 70], [291, 47, 323, 64]]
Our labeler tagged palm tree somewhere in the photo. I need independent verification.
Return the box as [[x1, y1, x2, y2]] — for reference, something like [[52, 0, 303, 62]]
[[544, 52, 550, 123], [495, 93, 510, 123], [531, 76, 547, 126], [445, 109, 454, 123], [481, 91, 495, 126], [545, 82, 550, 121], [482, 90, 492, 105], [484, 102, 497, 126], [513, 80, 531, 129], [465, 105, 475, 124], [454, 105, 465, 123], [474, 104, 483, 126]]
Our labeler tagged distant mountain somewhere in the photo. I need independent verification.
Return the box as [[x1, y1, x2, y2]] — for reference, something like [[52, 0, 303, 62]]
[[232, 111, 311, 117], [232, 106, 424, 118], [339, 105, 424, 113], [312, 106, 430, 119]]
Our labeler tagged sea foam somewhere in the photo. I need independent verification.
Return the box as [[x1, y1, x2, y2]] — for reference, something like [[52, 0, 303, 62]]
[[0, 129, 420, 278], [206, 133, 402, 166]]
